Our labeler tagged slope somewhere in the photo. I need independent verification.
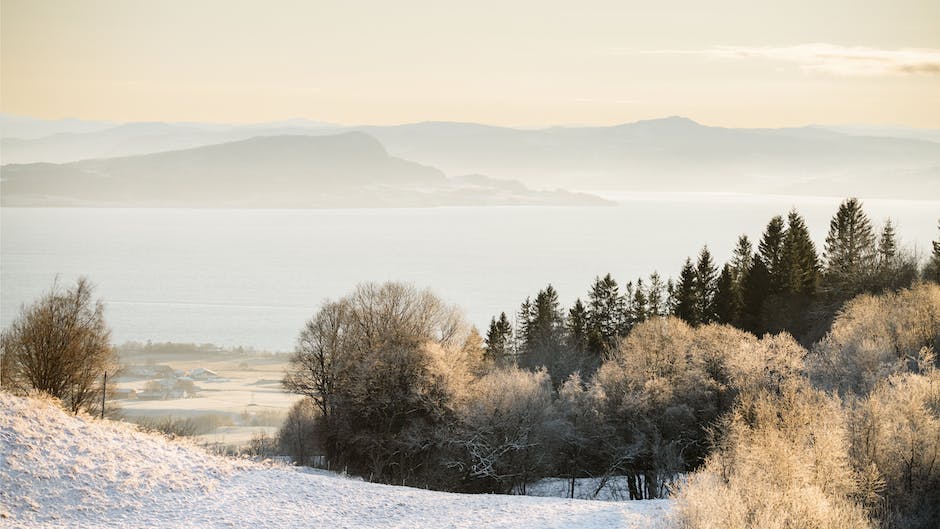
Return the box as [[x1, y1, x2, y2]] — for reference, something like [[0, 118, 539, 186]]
[[0, 393, 670, 529]]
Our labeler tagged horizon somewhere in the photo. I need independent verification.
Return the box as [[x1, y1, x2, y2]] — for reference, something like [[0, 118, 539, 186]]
[[4, 111, 940, 132]]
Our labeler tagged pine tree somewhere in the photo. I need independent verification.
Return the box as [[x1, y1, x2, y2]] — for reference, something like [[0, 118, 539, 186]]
[[779, 210, 819, 296], [823, 198, 876, 297], [647, 272, 666, 317], [484, 312, 514, 365], [759, 215, 786, 293], [695, 246, 719, 324], [673, 258, 699, 325], [715, 264, 736, 325]]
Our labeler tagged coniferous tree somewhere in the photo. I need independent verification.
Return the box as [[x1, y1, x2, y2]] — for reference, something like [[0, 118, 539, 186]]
[[729, 235, 754, 324], [925, 221, 940, 283], [779, 210, 819, 296], [740, 256, 771, 335], [516, 297, 533, 354], [566, 299, 589, 355], [586, 274, 625, 359], [665, 278, 677, 314], [647, 272, 666, 317], [869, 217, 919, 294], [519, 285, 568, 382], [823, 198, 876, 297], [878, 219, 898, 266], [631, 278, 649, 325], [759, 215, 786, 293], [695, 247, 719, 324], [673, 258, 699, 325], [715, 264, 736, 325], [484, 312, 514, 365]]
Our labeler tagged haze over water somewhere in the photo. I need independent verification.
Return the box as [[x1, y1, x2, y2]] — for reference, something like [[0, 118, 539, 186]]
[[2, 194, 937, 352]]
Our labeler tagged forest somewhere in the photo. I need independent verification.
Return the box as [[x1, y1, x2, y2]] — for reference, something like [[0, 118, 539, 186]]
[[279, 197, 940, 529]]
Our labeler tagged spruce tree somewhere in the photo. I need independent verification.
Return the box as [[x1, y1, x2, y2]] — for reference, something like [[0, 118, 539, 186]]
[[779, 210, 819, 296], [926, 221, 940, 284], [823, 197, 876, 297], [695, 246, 719, 324], [740, 256, 771, 335], [484, 312, 514, 365], [631, 278, 649, 325], [673, 258, 699, 325], [878, 218, 898, 267], [566, 299, 589, 355], [715, 264, 736, 325], [647, 272, 666, 317], [729, 235, 753, 325], [759, 215, 786, 293], [519, 285, 567, 379], [586, 274, 625, 358]]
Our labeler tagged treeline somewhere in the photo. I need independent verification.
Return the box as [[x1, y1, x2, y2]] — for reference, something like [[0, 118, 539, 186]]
[[485, 198, 935, 387]]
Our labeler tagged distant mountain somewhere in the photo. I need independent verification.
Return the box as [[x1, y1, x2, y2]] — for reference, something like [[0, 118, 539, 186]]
[[813, 124, 940, 144], [360, 117, 940, 199], [0, 114, 117, 140], [0, 133, 610, 208], [1, 120, 347, 164], [3, 114, 939, 199]]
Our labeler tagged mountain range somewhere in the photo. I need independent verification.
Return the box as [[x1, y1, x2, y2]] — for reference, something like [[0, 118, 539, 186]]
[[2, 114, 939, 205]]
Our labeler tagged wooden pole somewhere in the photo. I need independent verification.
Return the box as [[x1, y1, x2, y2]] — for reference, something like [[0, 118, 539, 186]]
[[101, 371, 107, 419]]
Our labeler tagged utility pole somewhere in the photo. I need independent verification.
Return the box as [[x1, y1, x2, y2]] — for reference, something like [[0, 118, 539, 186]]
[[100, 371, 107, 419]]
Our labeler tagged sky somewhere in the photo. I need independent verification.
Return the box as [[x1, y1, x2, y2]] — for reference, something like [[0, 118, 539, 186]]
[[2, 0, 940, 127]]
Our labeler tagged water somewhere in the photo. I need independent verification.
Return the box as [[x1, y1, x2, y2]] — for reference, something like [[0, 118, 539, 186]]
[[2, 194, 938, 351]]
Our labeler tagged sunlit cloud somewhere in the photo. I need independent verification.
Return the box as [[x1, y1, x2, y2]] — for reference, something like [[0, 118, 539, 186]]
[[630, 44, 940, 76]]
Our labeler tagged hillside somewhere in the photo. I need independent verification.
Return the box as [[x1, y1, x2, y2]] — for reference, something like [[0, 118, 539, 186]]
[[0, 133, 610, 208], [0, 393, 671, 528]]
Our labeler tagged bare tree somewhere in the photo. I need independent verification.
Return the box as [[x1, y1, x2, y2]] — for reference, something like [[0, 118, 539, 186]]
[[1, 277, 115, 413]]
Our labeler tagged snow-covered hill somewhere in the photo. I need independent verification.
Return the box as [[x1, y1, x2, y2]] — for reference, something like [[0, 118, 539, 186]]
[[0, 393, 670, 528]]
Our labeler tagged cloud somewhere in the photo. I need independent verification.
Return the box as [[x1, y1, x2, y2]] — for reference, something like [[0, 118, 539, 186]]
[[635, 44, 940, 76]]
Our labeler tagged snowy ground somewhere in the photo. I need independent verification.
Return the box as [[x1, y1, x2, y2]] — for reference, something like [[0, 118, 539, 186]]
[[1, 393, 671, 528]]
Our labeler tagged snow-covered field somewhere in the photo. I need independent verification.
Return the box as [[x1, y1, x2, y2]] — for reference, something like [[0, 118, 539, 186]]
[[0, 393, 671, 528]]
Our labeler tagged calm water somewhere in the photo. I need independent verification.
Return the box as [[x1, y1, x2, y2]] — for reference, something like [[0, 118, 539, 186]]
[[2, 195, 938, 351]]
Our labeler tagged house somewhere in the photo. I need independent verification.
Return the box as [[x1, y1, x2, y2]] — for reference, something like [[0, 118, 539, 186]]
[[188, 368, 220, 380]]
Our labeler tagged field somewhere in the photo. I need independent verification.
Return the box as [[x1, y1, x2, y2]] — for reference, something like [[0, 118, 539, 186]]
[[113, 345, 301, 449]]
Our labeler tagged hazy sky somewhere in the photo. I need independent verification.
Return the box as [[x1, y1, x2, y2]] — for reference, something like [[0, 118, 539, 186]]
[[3, 0, 939, 127]]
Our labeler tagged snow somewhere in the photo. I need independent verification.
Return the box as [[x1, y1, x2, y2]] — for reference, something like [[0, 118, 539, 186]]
[[0, 393, 671, 528]]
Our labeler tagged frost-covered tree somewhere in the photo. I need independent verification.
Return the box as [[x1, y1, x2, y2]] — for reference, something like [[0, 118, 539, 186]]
[[1, 277, 115, 414], [282, 282, 471, 483], [449, 367, 557, 494]]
